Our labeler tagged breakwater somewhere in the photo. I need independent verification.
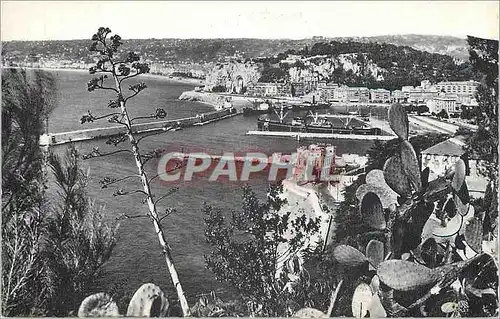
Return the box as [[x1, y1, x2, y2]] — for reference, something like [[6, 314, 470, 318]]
[[246, 130, 396, 141], [40, 108, 240, 146]]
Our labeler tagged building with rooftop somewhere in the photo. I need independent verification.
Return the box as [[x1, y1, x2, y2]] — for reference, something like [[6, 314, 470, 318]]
[[421, 136, 487, 198], [370, 88, 391, 103], [426, 93, 461, 115]]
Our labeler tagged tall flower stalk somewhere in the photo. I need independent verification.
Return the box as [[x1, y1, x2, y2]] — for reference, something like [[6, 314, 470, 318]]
[[82, 27, 190, 316]]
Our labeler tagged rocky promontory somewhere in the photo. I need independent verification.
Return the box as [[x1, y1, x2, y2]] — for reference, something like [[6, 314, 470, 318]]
[[178, 90, 259, 109]]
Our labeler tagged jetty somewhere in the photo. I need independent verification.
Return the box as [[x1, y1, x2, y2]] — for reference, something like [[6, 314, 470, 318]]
[[40, 108, 240, 146], [245, 130, 395, 140]]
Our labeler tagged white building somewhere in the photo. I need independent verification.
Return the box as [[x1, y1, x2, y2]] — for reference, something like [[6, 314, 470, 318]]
[[426, 93, 461, 115], [370, 88, 391, 103], [433, 80, 480, 106], [421, 136, 487, 198], [433, 80, 479, 95]]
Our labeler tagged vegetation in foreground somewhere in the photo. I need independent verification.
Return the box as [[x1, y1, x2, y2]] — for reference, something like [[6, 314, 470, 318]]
[[1, 69, 117, 316]]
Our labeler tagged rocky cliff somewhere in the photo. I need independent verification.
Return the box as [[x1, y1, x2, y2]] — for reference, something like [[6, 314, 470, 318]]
[[204, 61, 261, 93]]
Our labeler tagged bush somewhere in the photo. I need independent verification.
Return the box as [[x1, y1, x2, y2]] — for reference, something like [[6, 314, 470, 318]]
[[211, 85, 226, 92]]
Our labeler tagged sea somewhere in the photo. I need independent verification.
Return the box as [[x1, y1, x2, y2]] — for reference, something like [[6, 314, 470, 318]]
[[47, 70, 383, 306]]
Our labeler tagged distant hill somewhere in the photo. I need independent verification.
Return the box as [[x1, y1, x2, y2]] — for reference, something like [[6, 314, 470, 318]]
[[205, 39, 478, 92], [347, 35, 469, 61], [2, 35, 469, 65]]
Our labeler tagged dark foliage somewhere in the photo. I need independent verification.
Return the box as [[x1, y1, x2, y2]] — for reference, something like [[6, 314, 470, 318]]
[[1, 68, 56, 315], [203, 184, 321, 316], [43, 146, 117, 316], [464, 36, 498, 185], [261, 40, 479, 91]]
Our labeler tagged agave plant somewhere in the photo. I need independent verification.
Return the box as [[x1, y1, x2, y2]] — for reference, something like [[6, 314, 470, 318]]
[[78, 283, 169, 317], [331, 104, 498, 317]]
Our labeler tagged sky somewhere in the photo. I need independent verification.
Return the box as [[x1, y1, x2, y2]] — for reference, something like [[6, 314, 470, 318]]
[[1, 1, 499, 41]]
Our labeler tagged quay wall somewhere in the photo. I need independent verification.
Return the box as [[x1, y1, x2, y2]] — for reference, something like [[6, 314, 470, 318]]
[[246, 130, 396, 141], [41, 108, 238, 146]]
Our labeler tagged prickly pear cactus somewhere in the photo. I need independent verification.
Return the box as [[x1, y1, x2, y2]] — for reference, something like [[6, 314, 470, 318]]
[[78, 293, 120, 317], [388, 103, 409, 140], [347, 103, 498, 317], [332, 245, 368, 267], [352, 282, 373, 318], [400, 140, 421, 192], [452, 159, 466, 192], [126, 283, 169, 317], [366, 239, 385, 268], [383, 155, 411, 196], [465, 215, 483, 253], [377, 260, 438, 291], [356, 183, 397, 210], [293, 307, 327, 318], [360, 192, 386, 230]]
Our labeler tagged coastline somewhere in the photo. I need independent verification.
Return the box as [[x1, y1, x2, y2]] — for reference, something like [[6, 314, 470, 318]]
[[178, 90, 257, 110], [3, 66, 204, 86]]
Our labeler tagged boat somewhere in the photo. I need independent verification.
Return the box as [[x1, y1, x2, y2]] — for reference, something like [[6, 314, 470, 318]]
[[243, 102, 274, 116], [257, 108, 382, 135]]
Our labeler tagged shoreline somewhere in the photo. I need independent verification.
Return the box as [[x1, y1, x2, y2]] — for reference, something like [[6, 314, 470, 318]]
[[3, 66, 204, 86]]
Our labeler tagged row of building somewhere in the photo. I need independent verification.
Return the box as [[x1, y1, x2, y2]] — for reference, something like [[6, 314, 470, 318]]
[[244, 79, 480, 115]]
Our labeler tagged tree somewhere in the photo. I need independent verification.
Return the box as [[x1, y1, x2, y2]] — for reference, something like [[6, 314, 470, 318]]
[[80, 27, 191, 316], [2, 69, 116, 316], [43, 145, 117, 316], [1, 69, 56, 315], [437, 109, 449, 119], [203, 184, 321, 316], [466, 36, 498, 186]]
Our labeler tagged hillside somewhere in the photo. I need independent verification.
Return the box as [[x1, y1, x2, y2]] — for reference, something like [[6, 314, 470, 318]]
[[1, 35, 469, 66], [345, 35, 469, 61], [205, 40, 477, 92]]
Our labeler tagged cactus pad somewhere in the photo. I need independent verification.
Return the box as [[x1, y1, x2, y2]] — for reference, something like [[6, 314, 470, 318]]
[[359, 192, 387, 230], [352, 283, 373, 318], [420, 237, 440, 268], [377, 260, 438, 291], [365, 169, 386, 187], [356, 183, 398, 209], [432, 213, 463, 238], [126, 283, 169, 317], [332, 245, 368, 267], [441, 302, 459, 314], [369, 293, 387, 318], [388, 103, 409, 140], [78, 293, 120, 317], [293, 307, 326, 318], [454, 194, 470, 216], [444, 197, 457, 218], [400, 140, 422, 192], [366, 239, 385, 268], [452, 159, 466, 192], [423, 177, 451, 203], [383, 155, 411, 196], [370, 275, 380, 294], [465, 216, 483, 253]]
